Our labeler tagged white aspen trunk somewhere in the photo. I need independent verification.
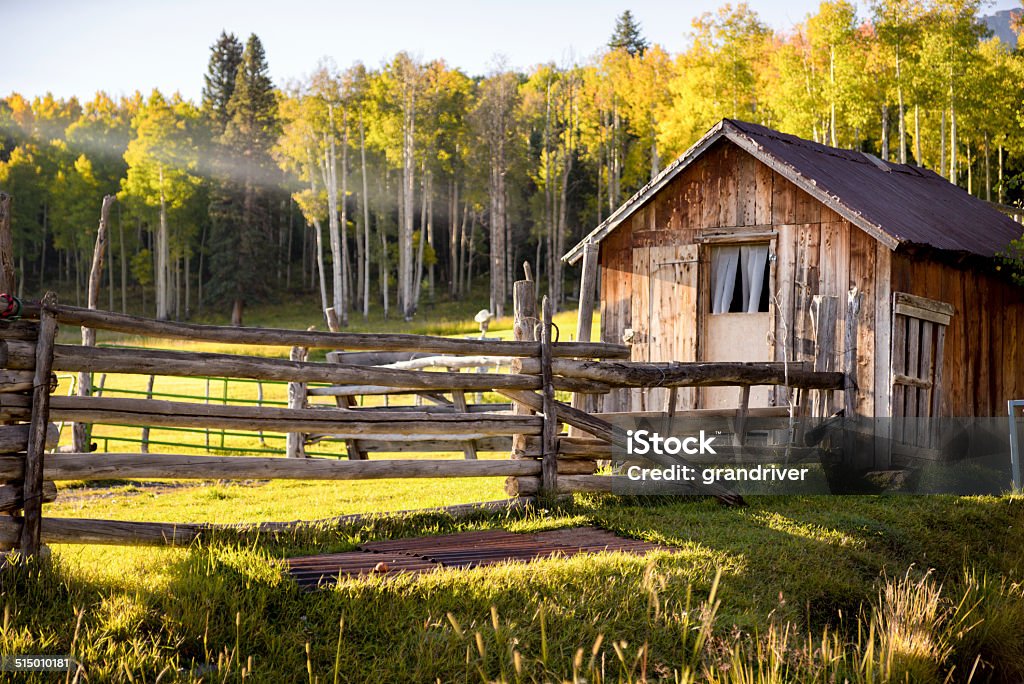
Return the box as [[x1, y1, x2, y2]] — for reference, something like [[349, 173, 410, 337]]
[[401, 90, 416, 321], [896, 45, 906, 164], [359, 117, 371, 319], [119, 215, 127, 313], [650, 111, 660, 179], [184, 251, 190, 318], [829, 46, 837, 147], [949, 87, 957, 184], [940, 109, 946, 178], [457, 198, 468, 296], [308, 148, 330, 318], [983, 132, 991, 200], [323, 105, 344, 325], [427, 175, 434, 300], [156, 165, 168, 321], [449, 177, 457, 299], [413, 169, 427, 309], [881, 105, 889, 161], [467, 208, 476, 292], [914, 105, 921, 166], [340, 115, 350, 327], [998, 144, 1004, 203]]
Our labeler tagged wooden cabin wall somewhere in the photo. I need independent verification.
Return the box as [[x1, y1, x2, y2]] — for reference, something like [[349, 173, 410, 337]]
[[598, 139, 886, 416], [890, 255, 1024, 417]]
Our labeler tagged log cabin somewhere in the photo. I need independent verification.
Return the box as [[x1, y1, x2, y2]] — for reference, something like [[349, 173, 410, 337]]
[[563, 119, 1024, 434]]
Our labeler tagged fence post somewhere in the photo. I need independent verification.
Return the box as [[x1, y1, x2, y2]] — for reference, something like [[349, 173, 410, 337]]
[[510, 269, 537, 461], [539, 296, 558, 495], [20, 291, 58, 557], [571, 241, 600, 427], [73, 194, 114, 453], [286, 343, 309, 459], [0, 193, 15, 295], [505, 267, 538, 497], [140, 375, 155, 453], [810, 295, 838, 419]]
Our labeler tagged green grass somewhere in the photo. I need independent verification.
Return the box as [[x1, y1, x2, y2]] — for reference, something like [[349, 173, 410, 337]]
[[6, 495, 1024, 682]]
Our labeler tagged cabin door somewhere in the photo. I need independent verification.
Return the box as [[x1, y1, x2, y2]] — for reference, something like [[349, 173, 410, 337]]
[[701, 243, 774, 410], [629, 244, 698, 412]]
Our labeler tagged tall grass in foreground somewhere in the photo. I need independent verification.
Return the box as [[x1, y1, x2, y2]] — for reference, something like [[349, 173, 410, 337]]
[[3, 550, 1024, 683]]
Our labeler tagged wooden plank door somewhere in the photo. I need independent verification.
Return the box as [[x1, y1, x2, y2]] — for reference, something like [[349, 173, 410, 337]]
[[890, 292, 953, 451], [630, 244, 699, 411]]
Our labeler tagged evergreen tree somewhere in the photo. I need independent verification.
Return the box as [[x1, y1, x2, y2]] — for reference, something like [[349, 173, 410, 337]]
[[609, 10, 649, 56], [207, 34, 279, 324], [201, 31, 243, 135]]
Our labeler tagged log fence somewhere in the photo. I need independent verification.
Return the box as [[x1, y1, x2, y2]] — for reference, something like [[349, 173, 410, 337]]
[[0, 284, 846, 555]]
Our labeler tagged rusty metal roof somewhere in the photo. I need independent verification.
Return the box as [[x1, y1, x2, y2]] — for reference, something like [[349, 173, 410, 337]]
[[563, 118, 1023, 264], [286, 527, 670, 588]]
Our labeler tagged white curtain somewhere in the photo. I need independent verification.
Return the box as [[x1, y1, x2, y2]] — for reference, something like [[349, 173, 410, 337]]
[[711, 246, 739, 314], [740, 244, 768, 313]]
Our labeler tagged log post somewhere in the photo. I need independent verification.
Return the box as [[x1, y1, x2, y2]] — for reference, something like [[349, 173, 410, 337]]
[[506, 266, 538, 494], [0, 192, 15, 295], [20, 292, 58, 556], [540, 296, 558, 495], [286, 343, 309, 459], [810, 295, 838, 419], [570, 241, 600, 433], [510, 269, 537, 460], [139, 375, 155, 453], [843, 288, 861, 419], [72, 195, 114, 453]]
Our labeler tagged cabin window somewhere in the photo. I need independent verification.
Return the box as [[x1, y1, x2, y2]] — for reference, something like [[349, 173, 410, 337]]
[[710, 244, 770, 314]]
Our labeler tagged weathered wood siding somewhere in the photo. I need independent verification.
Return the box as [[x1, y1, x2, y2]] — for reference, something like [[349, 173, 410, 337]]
[[598, 139, 884, 416], [890, 254, 1024, 417]]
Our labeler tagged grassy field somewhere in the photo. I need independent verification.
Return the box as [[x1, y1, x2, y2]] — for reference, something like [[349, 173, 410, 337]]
[[5, 299, 1024, 681]]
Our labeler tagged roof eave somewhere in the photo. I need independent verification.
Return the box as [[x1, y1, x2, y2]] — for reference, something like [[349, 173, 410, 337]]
[[561, 120, 731, 265], [721, 129, 902, 252]]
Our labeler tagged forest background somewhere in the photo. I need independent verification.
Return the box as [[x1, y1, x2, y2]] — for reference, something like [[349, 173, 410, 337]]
[[2, 1, 1023, 328]]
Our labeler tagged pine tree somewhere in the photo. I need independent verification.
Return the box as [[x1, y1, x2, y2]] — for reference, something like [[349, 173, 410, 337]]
[[201, 31, 243, 135], [608, 10, 649, 56], [207, 34, 279, 324]]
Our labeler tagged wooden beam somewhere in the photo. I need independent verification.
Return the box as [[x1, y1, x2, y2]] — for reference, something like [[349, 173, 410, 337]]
[[0, 369, 37, 393], [0, 497, 538, 547], [47, 344, 544, 392], [19, 303, 630, 359], [47, 396, 543, 436], [20, 292, 57, 556], [0, 422, 58, 453], [0, 320, 39, 342], [343, 436, 511, 453], [0, 453, 541, 482], [517, 358, 844, 390], [0, 480, 56, 512], [892, 292, 955, 317]]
